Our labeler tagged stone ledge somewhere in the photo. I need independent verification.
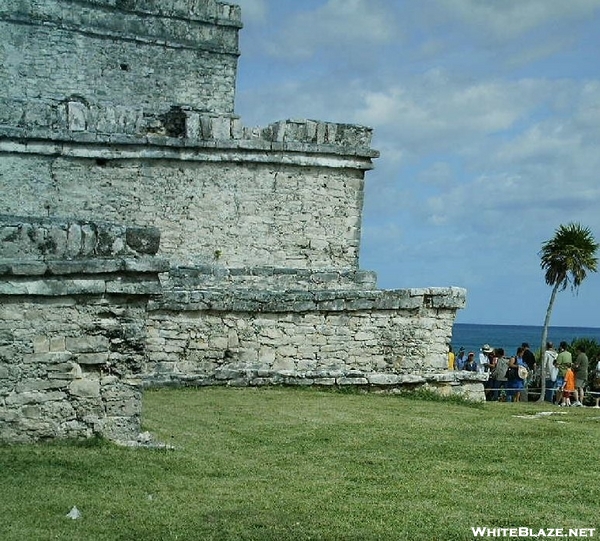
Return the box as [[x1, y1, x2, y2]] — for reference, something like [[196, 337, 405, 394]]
[[148, 286, 467, 313], [0, 275, 162, 296], [0, 258, 170, 276], [166, 266, 378, 290], [0, 116, 379, 158], [67, 0, 243, 26], [0, 215, 161, 259], [141, 370, 486, 401], [0, 135, 377, 170]]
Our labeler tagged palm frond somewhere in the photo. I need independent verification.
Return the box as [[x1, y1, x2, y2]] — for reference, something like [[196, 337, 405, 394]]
[[539, 222, 598, 291]]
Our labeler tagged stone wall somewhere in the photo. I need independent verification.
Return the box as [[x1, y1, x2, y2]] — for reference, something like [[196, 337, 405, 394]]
[[0, 297, 148, 443], [0, 118, 377, 270], [164, 266, 378, 291], [0, 216, 168, 443], [0, 0, 478, 443], [0, 0, 241, 124], [144, 287, 467, 388]]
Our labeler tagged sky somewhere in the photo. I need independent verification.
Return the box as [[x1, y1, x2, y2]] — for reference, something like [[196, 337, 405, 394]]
[[231, 0, 600, 327]]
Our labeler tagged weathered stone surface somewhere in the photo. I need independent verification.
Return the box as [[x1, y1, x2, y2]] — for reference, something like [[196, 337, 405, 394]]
[[0, 216, 165, 261], [0, 297, 150, 443], [125, 227, 161, 256], [69, 379, 100, 398], [77, 353, 109, 365], [0, 155, 371, 270], [368, 373, 403, 385], [0, 2, 240, 122], [66, 336, 109, 354]]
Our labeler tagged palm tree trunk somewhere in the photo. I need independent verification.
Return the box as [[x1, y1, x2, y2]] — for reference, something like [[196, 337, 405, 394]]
[[537, 282, 560, 403]]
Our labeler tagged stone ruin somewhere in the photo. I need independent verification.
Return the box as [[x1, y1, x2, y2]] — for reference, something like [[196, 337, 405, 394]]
[[0, 0, 480, 443]]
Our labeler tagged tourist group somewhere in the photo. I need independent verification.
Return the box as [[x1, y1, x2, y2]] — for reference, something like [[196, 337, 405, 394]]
[[448, 342, 600, 405]]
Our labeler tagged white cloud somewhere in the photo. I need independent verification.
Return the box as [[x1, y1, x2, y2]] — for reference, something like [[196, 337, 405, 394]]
[[359, 72, 600, 291], [436, 0, 600, 41], [354, 74, 545, 158], [263, 0, 398, 59], [495, 123, 582, 163], [233, 0, 268, 24], [418, 162, 454, 188], [574, 82, 600, 129], [503, 38, 574, 70]]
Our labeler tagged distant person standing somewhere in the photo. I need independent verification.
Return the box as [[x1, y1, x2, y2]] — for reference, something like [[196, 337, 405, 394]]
[[464, 352, 477, 372], [521, 343, 536, 371], [554, 341, 572, 405], [478, 346, 487, 371], [479, 344, 492, 372], [482, 346, 497, 399], [506, 347, 528, 402], [593, 355, 600, 408], [572, 345, 589, 407], [491, 349, 509, 401], [520, 343, 536, 402], [456, 347, 467, 370], [448, 345, 455, 371], [543, 342, 558, 403], [559, 363, 576, 407]]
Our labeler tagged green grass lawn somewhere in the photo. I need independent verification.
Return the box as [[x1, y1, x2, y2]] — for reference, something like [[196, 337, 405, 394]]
[[1, 387, 600, 540]]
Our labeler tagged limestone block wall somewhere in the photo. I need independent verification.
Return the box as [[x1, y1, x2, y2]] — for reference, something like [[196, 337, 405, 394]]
[[0, 0, 241, 125], [0, 297, 148, 443], [0, 216, 168, 442], [0, 0, 478, 446], [0, 215, 160, 260], [144, 287, 470, 389], [0, 118, 377, 270]]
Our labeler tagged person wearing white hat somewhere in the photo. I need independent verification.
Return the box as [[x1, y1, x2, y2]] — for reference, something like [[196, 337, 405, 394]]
[[479, 344, 494, 373]]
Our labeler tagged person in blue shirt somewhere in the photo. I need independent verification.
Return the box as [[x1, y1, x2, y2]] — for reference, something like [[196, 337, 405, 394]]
[[464, 352, 478, 372]]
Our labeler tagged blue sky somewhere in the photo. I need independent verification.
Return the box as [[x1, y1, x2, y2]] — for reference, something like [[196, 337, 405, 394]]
[[232, 0, 600, 327]]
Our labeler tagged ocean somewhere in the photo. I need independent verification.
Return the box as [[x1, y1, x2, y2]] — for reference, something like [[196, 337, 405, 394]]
[[451, 323, 600, 357]]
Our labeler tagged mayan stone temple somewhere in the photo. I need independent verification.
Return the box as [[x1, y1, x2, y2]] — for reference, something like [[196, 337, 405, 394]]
[[0, 0, 478, 443]]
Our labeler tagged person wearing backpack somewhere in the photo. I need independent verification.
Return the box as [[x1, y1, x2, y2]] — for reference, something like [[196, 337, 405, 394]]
[[491, 350, 509, 401], [506, 348, 527, 402]]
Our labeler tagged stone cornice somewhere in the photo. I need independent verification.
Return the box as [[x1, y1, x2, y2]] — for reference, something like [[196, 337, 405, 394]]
[[1, 0, 242, 54], [149, 286, 468, 313], [0, 131, 378, 170]]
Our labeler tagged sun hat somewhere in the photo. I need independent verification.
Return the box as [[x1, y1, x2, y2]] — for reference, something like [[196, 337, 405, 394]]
[[482, 344, 493, 354]]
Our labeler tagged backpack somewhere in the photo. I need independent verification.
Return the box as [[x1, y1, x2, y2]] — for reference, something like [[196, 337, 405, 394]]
[[506, 366, 518, 381]]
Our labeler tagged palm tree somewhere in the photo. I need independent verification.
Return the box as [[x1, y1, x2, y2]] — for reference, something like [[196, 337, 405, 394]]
[[537, 223, 598, 403]]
